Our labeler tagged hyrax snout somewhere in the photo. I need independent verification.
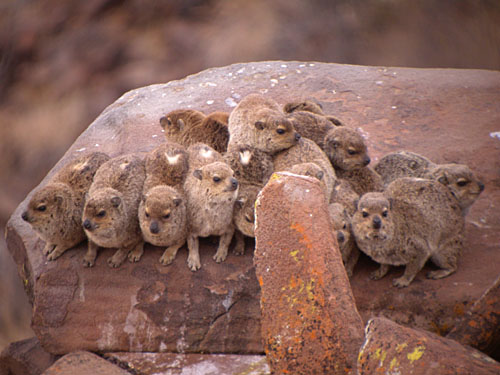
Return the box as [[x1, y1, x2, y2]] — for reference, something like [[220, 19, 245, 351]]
[[328, 203, 359, 277]]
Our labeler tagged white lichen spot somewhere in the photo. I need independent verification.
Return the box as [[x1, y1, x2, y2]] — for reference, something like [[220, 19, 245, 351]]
[[299, 64, 306, 68], [200, 82, 217, 87], [391, 106, 397, 109], [357, 95, 362, 99], [152, 134, 158, 138], [162, 93, 167, 97], [490, 131, 500, 140], [95, 143, 100, 147], [222, 290, 234, 311], [375, 80, 383, 85], [309, 63, 315, 67], [279, 75, 287, 80], [159, 342, 167, 352], [305, 189, 310, 193], [237, 67, 246, 74], [228, 72, 233, 77], [161, 129, 165, 133], [232, 92, 241, 99], [225, 97, 237, 107], [259, 88, 268, 94], [206, 100, 214, 105], [281, 64, 288, 68], [296, 69, 302, 74], [76, 147, 86, 152]]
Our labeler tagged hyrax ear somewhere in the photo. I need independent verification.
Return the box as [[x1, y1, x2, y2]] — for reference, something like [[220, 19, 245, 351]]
[[316, 170, 324, 180], [111, 196, 121, 207], [254, 121, 265, 130], [173, 198, 182, 207], [193, 169, 203, 180], [353, 198, 360, 211], [327, 116, 343, 126], [159, 116, 169, 129], [387, 197, 393, 210], [54, 194, 64, 205], [437, 172, 449, 186], [177, 119, 185, 131], [235, 197, 246, 208]]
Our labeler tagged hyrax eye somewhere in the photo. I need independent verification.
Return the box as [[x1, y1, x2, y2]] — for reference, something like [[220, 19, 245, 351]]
[[97, 210, 106, 218], [163, 213, 171, 219], [145, 212, 150, 218], [457, 179, 469, 187], [213, 176, 221, 183], [342, 223, 347, 229], [347, 149, 358, 155], [276, 128, 285, 135], [245, 215, 254, 223], [37, 205, 47, 212], [382, 210, 388, 217], [362, 211, 369, 218]]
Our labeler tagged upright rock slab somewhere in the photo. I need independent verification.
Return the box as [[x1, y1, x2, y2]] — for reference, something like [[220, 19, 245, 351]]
[[254, 172, 364, 374]]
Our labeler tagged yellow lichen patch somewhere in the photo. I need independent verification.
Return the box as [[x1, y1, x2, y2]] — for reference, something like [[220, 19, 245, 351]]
[[269, 172, 282, 183], [374, 348, 382, 359], [289, 249, 300, 262], [407, 345, 425, 363], [389, 357, 399, 370], [395, 343, 407, 353]]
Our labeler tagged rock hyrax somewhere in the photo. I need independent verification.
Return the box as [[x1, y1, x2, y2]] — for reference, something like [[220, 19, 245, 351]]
[[273, 137, 337, 201], [187, 142, 223, 170], [352, 177, 464, 287], [330, 179, 359, 216], [82, 154, 145, 268], [283, 99, 343, 126], [184, 152, 239, 271], [287, 111, 336, 149], [233, 183, 261, 255], [324, 126, 383, 195], [328, 203, 359, 277], [160, 109, 229, 153], [21, 152, 110, 260], [228, 93, 301, 154], [139, 185, 187, 265], [288, 162, 329, 198], [224, 144, 274, 186], [143, 141, 189, 191], [374, 151, 484, 213]]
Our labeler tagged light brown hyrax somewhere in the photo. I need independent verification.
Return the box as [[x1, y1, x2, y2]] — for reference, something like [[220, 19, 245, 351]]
[[232, 183, 261, 255], [328, 203, 359, 277], [184, 145, 239, 271], [224, 144, 274, 186], [374, 151, 484, 213], [21, 152, 110, 260], [160, 109, 229, 153], [228, 93, 301, 155], [82, 154, 145, 268], [187, 142, 224, 170], [283, 98, 325, 115], [323, 126, 383, 196], [273, 137, 337, 201], [138, 185, 187, 265], [143, 141, 189, 191], [352, 177, 464, 288]]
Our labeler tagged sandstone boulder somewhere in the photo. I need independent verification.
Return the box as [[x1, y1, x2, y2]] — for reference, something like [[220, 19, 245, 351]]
[[42, 351, 128, 375], [0, 337, 57, 375], [5, 62, 500, 355]]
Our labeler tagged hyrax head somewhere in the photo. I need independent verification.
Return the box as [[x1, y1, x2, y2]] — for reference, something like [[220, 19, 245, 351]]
[[429, 164, 485, 212], [328, 203, 352, 251], [22, 183, 74, 232], [192, 162, 239, 200], [139, 185, 185, 240], [159, 109, 204, 138], [234, 184, 260, 237], [324, 127, 370, 170], [253, 109, 301, 154], [289, 162, 329, 195], [82, 188, 124, 237], [283, 99, 325, 115], [352, 192, 394, 241]]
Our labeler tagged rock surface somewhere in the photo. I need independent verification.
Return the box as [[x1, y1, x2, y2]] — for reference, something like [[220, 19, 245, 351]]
[[254, 172, 364, 374], [358, 317, 500, 374], [42, 351, 129, 375], [0, 337, 58, 375], [5, 61, 500, 355]]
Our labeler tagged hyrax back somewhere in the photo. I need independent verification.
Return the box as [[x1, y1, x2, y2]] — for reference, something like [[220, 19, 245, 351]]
[[352, 178, 464, 287], [374, 151, 432, 186], [273, 137, 337, 201], [328, 203, 359, 277], [184, 161, 239, 271], [21, 152, 110, 260], [160, 109, 230, 153], [228, 93, 301, 154], [224, 144, 274, 185], [324, 126, 383, 195], [287, 111, 336, 149], [143, 141, 189, 191], [82, 154, 145, 268], [187, 142, 223, 171], [139, 185, 187, 265], [283, 99, 325, 115]]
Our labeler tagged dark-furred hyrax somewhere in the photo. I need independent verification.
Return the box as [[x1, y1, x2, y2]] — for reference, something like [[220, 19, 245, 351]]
[[224, 144, 274, 186], [283, 98, 325, 115], [328, 203, 359, 277], [139, 141, 189, 265], [287, 111, 336, 150], [184, 144, 239, 271], [324, 126, 383, 195], [352, 177, 464, 288], [21, 152, 110, 260], [82, 154, 145, 268], [273, 137, 336, 201], [374, 151, 484, 213], [233, 183, 261, 255], [228, 93, 301, 155], [160, 109, 229, 153]]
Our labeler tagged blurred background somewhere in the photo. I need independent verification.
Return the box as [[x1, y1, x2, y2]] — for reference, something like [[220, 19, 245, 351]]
[[1, 0, 500, 352]]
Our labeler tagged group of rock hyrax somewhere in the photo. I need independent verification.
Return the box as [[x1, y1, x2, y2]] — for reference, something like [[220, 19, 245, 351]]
[[22, 93, 485, 287]]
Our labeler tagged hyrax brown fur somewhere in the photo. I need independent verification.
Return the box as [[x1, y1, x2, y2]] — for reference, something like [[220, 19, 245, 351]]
[[21, 152, 110, 260], [288, 162, 329, 198], [160, 109, 229, 153], [143, 141, 189, 191], [232, 183, 261, 255], [287, 111, 336, 150], [352, 177, 464, 287], [374, 151, 484, 213], [273, 137, 337, 202], [330, 179, 359, 216], [228, 93, 301, 155], [184, 145, 239, 271], [324, 126, 383, 196], [82, 154, 145, 268], [224, 144, 274, 186], [328, 203, 359, 277], [283, 99, 325, 115]]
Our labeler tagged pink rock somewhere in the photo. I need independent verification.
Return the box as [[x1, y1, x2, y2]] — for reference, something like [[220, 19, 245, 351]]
[[0, 337, 57, 375], [42, 351, 128, 375]]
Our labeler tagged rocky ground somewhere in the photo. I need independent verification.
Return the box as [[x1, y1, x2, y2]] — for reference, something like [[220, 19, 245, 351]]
[[1, 0, 500, 353]]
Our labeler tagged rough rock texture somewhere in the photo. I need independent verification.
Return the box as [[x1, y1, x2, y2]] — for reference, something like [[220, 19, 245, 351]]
[[447, 275, 500, 360], [104, 352, 269, 375], [5, 62, 500, 355], [358, 317, 500, 374], [42, 351, 129, 375], [0, 337, 58, 375], [254, 172, 364, 374]]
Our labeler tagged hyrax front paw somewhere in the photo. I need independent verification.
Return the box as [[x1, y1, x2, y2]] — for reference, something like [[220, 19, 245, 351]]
[[128, 247, 144, 263], [46, 247, 65, 261], [160, 248, 177, 265], [43, 243, 56, 256], [107, 249, 128, 268], [82, 256, 95, 268], [392, 276, 411, 288], [213, 249, 228, 263], [370, 264, 389, 280], [187, 255, 201, 271]]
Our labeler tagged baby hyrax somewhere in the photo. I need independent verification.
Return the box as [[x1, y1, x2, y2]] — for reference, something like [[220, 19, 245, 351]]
[[324, 126, 383, 195], [160, 109, 229, 153], [228, 93, 301, 154], [283, 99, 343, 126], [139, 185, 187, 265], [352, 177, 464, 288], [328, 203, 359, 277], [374, 151, 484, 213], [82, 154, 145, 268], [21, 152, 110, 260], [233, 183, 261, 255], [184, 150, 239, 271]]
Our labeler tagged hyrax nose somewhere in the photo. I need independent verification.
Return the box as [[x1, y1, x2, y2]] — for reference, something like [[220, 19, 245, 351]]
[[83, 219, 93, 231], [21, 211, 29, 222], [363, 155, 371, 166], [295, 132, 301, 142], [150, 221, 160, 234], [337, 231, 345, 244], [372, 216, 382, 229], [230, 178, 238, 191]]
